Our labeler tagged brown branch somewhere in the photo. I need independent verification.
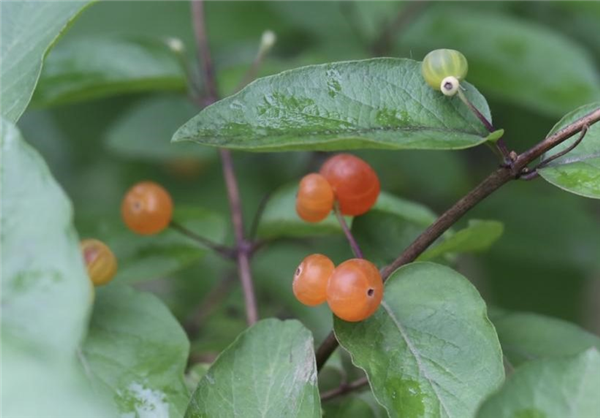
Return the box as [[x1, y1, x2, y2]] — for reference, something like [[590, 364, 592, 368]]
[[169, 222, 235, 260], [191, 0, 258, 326], [315, 106, 600, 370], [321, 376, 369, 402]]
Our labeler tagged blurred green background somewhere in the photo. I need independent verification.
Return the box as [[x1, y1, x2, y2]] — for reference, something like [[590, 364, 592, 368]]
[[17, 1, 600, 360]]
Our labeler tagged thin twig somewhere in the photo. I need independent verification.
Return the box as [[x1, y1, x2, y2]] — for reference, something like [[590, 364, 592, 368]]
[[334, 203, 363, 259], [321, 376, 369, 402], [191, 0, 258, 326], [170, 222, 235, 259], [249, 192, 272, 241], [536, 124, 589, 170], [371, 0, 429, 56], [315, 107, 600, 370]]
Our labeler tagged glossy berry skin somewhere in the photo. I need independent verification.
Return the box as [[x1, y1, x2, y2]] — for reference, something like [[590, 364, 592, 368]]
[[122, 181, 173, 235], [293, 254, 335, 306], [421, 49, 468, 91], [296, 173, 335, 222], [81, 239, 117, 286], [320, 154, 380, 216], [326, 259, 383, 322]]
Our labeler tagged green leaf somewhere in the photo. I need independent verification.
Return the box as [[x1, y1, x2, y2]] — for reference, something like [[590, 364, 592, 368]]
[[539, 103, 600, 199], [402, 8, 600, 116], [0, 0, 93, 122], [419, 220, 504, 261], [334, 262, 504, 418], [0, 118, 92, 354], [351, 192, 437, 265], [477, 348, 600, 418], [105, 95, 217, 162], [81, 284, 190, 418], [173, 58, 495, 152], [323, 391, 388, 418], [33, 36, 186, 107], [83, 207, 226, 283], [257, 182, 348, 239], [491, 311, 600, 367], [186, 319, 321, 418]]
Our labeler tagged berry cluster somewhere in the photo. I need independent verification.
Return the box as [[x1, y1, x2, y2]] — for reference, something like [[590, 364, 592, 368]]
[[293, 154, 383, 322]]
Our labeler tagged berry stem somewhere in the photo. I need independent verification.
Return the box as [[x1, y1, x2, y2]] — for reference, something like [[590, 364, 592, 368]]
[[334, 203, 363, 259], [170, 221, 235, 259], [191, 0, 258, 326], [315, 107, 600, 371]]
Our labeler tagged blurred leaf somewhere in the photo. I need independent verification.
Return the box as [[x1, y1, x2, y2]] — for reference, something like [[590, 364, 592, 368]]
[[1, 118, 92, 354], [351, 192, 437, 265], [402, 8, 600, 116], [0, 0, 92, 121], [322, 391, 388, 418], [419, 220, 504, 261], [334, 262, 504, 418], [477, 348, 600, 418], [173, 58, 495, 151], [186, 319, 321, 418], [105, 95, 216, 162], [82, 284, 190, 418], [539, 103, 600, 199], [83, 207, 226, 284], [256, 182, 347, 239], [491, 311, 600, 367], [33, 36, 186, 107]]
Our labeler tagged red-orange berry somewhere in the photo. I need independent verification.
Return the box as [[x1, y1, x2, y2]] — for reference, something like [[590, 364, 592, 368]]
[[122, 181, 173, 235], [326, 259, 383, 322], [319, 154, 380, 216], [80, 239, 117, 286], [293, 254, 335, 306], [296, 173, 335, 223]]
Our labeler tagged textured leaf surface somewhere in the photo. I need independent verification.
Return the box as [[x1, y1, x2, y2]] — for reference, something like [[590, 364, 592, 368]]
[[82, 284, 190, 418], [0, 0, 92, 121], [256, 182, 347, 239], [34, 36, 186, 107], [402, 8, 600, 116], [539, 103, 600, 199], [173, 58, 494, 151], [477, 349, 600, 418], [0, 118, 92, 354], [419, 220, 504, 261], [106, 95, 217, 161], [491, 311, 600, 367], [186, 319, 321, 418], [335, 262, 504, 418]]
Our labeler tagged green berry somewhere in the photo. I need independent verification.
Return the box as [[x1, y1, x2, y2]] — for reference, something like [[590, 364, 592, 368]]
[[421, 49, 468, 91]]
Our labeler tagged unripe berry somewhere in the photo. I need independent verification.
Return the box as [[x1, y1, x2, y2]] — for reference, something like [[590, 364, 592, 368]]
[[326, 259, 383, 322], [122, 181, 173, 235], [421, 49, 468, 92], [320, 154, 380, 216], [293, 254, 335, 306], [81, 239, 117, 286], [296, 173, 335, 223]]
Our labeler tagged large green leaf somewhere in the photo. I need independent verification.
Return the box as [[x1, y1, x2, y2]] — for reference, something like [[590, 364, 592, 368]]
[[82, 207, 226, 284], [257, 182, 347, 239], [334, 262, 504, 418], [81, 284, 190, 417], [106, 95, 217, 162], [477, 348, 600, 418], [173, 58, 496, 152], [33, 36, 186, 107], [0, 118, 92, 354], [186, 319, 321, 418], [419, 220, 504, 261], [0, 0, 93, 121], [401, 8, 600, 116], [491, 311, 600, 367], [539, 103, 600, 199]]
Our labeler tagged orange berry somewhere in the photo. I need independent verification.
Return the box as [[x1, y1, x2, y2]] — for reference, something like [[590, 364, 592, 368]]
[[293, 254, 335, 306], [320, 154, 380, 216], [122, 181, 173, 235], [326, 259, 383, 322], [296, 173, 335, 223], [80, 239, 117, 286]]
